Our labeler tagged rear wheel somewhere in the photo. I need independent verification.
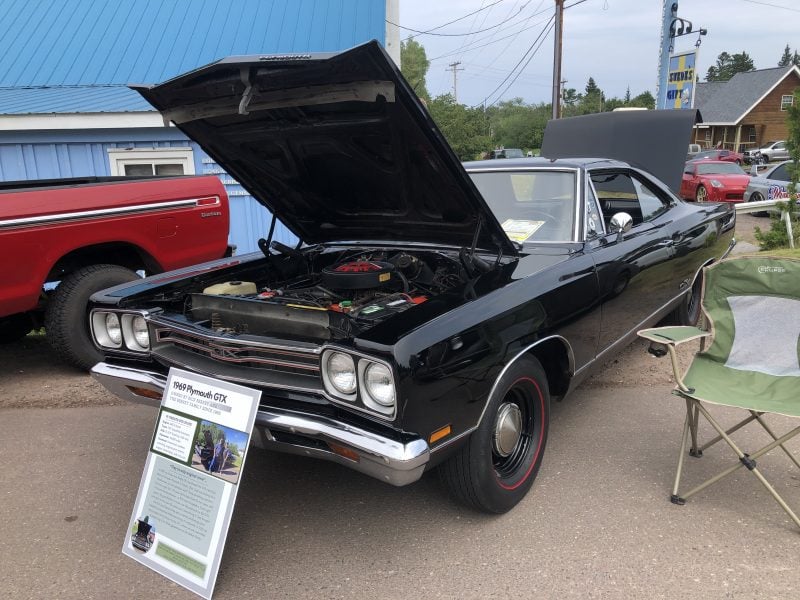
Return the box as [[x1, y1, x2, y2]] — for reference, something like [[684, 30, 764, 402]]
[[695, 185, 708, 203], [749, 191, 768, 217], [45, 264, 139, 370], [440, 356, 550, 513], [0, 313, 33, 344], [665, 269, 703, 326]]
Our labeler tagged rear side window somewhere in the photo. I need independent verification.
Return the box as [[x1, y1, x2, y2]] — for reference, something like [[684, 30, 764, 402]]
[[770, 164, 789, 182], [590, 171, 670, 228]]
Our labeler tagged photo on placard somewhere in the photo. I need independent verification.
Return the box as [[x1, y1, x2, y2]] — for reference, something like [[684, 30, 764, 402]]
[[191, 420, 249, 484], [130, 515, 157, 553]]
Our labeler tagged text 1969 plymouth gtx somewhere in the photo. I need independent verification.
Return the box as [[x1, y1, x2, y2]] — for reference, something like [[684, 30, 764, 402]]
[[89, 42, 734, 513]]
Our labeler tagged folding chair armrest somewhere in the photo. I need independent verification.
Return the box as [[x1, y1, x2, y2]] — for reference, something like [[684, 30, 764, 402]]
[[637, 326, 710, 346]]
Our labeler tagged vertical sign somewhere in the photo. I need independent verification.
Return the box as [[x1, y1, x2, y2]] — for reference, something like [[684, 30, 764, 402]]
[[665, 49, 698, 110], [123, 368, 261, 599]]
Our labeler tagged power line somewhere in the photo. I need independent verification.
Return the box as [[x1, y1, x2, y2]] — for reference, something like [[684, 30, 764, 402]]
[[397, 0, 506, 41], [490, 20, 556, 106], [477, 15, 555, 107], [739, 0, 800, 12], [429, 13, 554, 61], [387, 0, 534, 39], [471, 0, 546, 78]]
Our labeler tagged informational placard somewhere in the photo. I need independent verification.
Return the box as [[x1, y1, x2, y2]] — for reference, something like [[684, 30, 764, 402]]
[[665, 49, 698, 110], [123, 368, 261, 599]]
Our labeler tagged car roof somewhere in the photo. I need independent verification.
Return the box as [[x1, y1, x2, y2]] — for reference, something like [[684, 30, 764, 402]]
[[463, 157, 629, 170]]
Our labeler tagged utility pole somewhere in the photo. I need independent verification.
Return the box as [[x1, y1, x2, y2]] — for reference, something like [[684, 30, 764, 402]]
[[551, 0, 564, 120], [446, 61, 464, 103]]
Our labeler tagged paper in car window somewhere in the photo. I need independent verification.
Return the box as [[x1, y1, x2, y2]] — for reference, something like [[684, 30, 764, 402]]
[[501, 219, 544, 242]]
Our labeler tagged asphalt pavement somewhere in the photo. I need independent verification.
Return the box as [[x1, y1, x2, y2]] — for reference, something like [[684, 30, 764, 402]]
[[2, 383, 799, 599]]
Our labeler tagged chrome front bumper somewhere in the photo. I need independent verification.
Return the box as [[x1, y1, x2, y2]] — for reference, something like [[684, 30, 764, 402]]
[[90, 362, 430, 486]]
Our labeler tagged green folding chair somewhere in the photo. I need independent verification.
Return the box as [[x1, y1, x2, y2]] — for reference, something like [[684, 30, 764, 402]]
[[638, 255, 800, 529]]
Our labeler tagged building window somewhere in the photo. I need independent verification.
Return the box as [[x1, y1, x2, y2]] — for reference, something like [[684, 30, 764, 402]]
[[107, 147, 195, 176], [781, 95, 794, 111]]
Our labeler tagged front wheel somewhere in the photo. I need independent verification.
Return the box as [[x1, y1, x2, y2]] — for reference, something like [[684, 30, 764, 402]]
[[440, 356, 550, 513], [45, 264, 139, 370], [695, 185, 708, 203], [749, 191, 768, 217]]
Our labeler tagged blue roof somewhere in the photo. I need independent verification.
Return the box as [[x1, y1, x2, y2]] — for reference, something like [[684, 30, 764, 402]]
[[0, 85, 151, 114], [0, 0, 386, 87]]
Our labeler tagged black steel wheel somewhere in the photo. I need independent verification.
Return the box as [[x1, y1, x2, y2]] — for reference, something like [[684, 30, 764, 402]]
[[665, 269, 704, 326], [440, 356, 550, 513]]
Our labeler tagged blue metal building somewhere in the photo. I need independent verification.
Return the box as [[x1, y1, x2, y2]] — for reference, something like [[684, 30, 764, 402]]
[[0, 0, 399, 252]]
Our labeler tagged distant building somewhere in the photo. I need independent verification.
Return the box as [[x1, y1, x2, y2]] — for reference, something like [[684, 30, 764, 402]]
[[692, 65, 800, 153], [0, 0, 399, 252]]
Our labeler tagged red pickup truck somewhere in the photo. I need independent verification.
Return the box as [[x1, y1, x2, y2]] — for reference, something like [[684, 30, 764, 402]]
[[0, 175, 230, 368]]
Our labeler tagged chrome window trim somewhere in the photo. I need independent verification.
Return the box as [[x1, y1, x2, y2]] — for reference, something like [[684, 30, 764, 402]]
[[0, 196, 220, 229], [584, 173, 606, 240], [465, 166, 582, 243]]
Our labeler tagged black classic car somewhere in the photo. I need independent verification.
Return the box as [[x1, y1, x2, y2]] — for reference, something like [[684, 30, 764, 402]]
[[89, 42, 734, 513]]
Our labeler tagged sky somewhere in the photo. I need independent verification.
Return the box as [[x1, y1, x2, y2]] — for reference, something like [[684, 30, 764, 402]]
[[398, 0, 800, 107]]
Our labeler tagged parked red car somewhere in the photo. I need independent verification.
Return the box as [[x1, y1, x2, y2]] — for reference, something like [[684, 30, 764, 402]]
[[689, 149, 745, 165], [680, 160, 751, 203]]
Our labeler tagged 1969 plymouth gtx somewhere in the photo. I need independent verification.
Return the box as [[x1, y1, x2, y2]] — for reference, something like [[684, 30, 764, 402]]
[[90, 42, 734, 513]]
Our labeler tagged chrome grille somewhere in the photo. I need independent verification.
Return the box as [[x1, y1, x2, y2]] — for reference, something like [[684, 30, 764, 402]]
[[153, 326, 320, 378]]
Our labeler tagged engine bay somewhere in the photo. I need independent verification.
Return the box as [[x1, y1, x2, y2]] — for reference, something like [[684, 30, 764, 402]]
[[186, 249, 467, 340]]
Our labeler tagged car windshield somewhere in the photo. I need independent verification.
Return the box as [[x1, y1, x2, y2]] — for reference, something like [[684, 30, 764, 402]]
[[468, 170, 577, 242], [697, 163, 745, 175]]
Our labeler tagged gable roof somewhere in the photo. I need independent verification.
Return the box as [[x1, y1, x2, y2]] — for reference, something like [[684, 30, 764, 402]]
[[0, 0, 386, 117], [695, 65, 800, 125]]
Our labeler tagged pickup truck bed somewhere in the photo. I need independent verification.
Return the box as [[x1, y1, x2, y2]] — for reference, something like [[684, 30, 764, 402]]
[[0, 175, 230, 368]]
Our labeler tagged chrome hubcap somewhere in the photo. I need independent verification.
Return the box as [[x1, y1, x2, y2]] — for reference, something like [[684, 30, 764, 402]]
[[493, 402, 523, 457]]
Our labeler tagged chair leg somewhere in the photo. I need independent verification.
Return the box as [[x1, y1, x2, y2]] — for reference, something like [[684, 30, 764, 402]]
[[693, 403, 800, 530], [752, 411, 800, 470], [671, 409, 691, 505], [687, 399, 702, 457], [699, 413, 758, 453]]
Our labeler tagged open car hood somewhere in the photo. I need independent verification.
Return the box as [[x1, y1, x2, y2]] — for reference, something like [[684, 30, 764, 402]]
[[133, 42, 514, 254], [541, 109, 702, 194]]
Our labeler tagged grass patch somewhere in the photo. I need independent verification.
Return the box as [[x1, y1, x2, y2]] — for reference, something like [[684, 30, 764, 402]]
[[759, 248, 800, 258]]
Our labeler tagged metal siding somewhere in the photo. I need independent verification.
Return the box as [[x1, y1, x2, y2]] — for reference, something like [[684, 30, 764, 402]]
[[0, 0, 386, 87]]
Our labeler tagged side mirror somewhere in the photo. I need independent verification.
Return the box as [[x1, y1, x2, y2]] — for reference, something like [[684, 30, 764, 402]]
[[750, 164, 758, 176], [609, 212, 633, 241]]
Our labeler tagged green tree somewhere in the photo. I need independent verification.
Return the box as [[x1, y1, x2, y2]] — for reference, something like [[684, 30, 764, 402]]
[[779, 44, 793, 67], [705, 51, 756, 82], [624, 86, 631, 103], [488, 98, 549, 151], [795, 51, 800, 67], [428, 94, 491, 160], [630, 90, 655, 109], [585, 77, 600, 95], [400, 39, 431, 102]]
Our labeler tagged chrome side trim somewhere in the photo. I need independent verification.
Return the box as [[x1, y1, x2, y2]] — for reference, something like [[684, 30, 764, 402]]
[[90, 361, 428, 487], [431, 334, 576, 453], [0, 196, 219, 229]]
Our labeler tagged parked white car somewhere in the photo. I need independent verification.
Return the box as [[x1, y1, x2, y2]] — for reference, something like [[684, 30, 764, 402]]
[[744, 140, 790, 164], [744, 160, 797, 215]]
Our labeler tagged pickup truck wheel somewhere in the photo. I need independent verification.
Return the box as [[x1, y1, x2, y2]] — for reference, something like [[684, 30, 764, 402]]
[[45, 264, 139, 370], [440, 356, 550, 513], [0, 313, 33, 344]]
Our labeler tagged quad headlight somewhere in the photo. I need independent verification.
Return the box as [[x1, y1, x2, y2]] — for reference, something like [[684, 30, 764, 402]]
[[91, 310, 151, 353], [321, 349, 396, 418], [324, 351, 357, 396]]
